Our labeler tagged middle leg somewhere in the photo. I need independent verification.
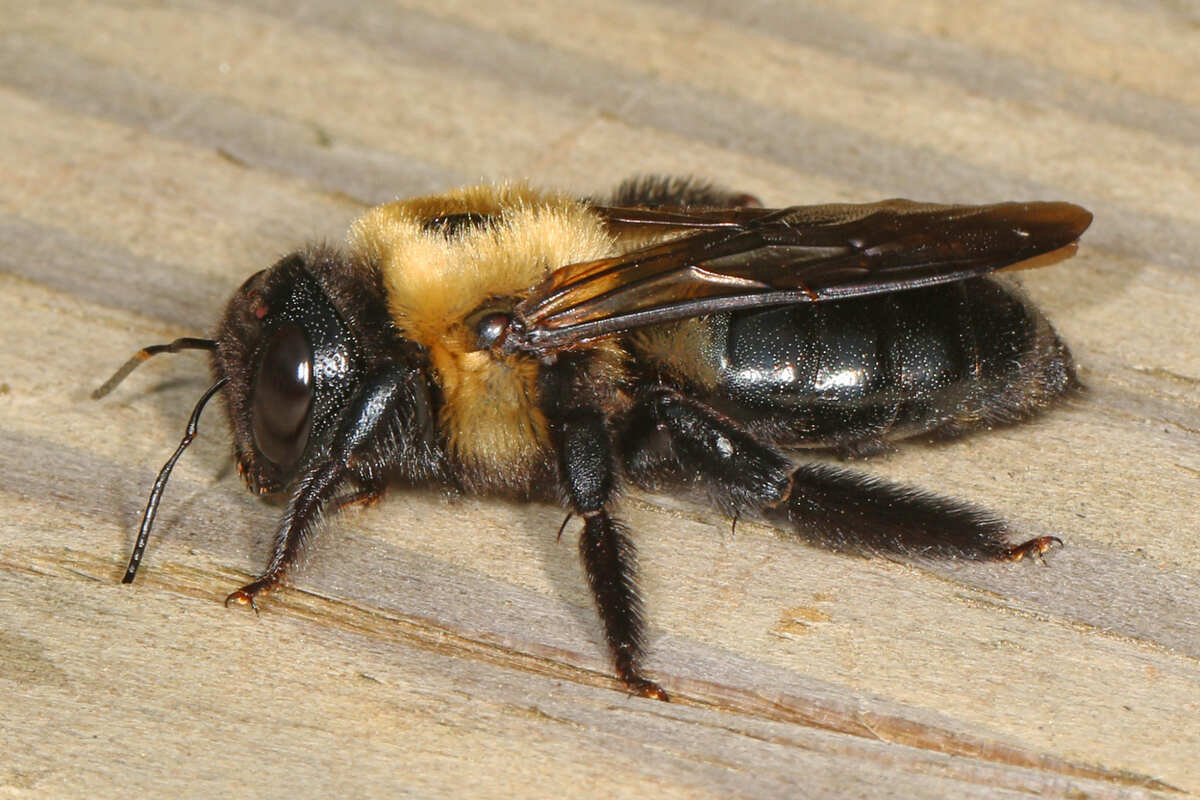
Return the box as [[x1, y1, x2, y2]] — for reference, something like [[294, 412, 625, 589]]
[[541, 356, 668, 700]]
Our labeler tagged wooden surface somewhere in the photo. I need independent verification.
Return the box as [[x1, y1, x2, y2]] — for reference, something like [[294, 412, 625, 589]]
[[3, 1, 1198, 797]]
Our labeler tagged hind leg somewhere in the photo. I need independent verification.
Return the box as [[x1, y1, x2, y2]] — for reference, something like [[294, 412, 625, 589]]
[[625, 386, 1057, 561], [607, 175, 761, 209]]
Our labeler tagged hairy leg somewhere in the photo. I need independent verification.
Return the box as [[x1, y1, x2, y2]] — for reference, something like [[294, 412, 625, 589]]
[[627, 387, 1057, 561], [225, 368, 422, 609], [542, 356, 667, 700]]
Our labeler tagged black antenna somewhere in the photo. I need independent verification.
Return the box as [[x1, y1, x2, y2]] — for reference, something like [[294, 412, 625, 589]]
[[92, 337, 217, 399], [94, 337, 224, 582], [122, 377, 228, 583]]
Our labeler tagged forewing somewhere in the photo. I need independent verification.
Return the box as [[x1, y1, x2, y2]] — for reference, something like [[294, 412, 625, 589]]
[[508, 199, 1091, 353]]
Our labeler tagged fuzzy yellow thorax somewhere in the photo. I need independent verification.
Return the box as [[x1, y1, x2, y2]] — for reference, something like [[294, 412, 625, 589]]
[[348, 184, 616, 486]]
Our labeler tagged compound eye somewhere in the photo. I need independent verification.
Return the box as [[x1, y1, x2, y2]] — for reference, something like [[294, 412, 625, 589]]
[[251, 325, 313, 467]]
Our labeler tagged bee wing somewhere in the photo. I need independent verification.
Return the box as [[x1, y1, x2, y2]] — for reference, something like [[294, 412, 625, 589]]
[[508, 199, 1091, 353]]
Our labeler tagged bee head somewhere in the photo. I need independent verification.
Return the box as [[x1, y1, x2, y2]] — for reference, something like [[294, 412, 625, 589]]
[[213, 245, 402, 495], [97, 245, 431, 584]]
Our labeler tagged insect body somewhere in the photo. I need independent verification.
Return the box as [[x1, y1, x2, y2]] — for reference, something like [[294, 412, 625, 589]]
[[97, 177, 1091, 700]]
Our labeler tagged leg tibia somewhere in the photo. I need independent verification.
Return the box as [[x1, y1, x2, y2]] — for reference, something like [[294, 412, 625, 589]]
[[630, 387, 1048, 562], [578, 514, 668, 700], [764, 463, 1015, 560]]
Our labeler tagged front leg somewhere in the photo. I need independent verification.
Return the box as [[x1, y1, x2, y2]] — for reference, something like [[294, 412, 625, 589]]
[[226, 367, 423, 609], [224, 454, 352, 609], [542, 358, 667, 700]]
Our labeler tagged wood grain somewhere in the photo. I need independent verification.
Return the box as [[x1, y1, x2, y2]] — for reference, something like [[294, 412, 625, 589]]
[[2, 1, 1197, 797]]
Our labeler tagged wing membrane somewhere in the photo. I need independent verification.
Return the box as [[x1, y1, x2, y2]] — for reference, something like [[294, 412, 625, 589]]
[[508, 199, 1092, 354]]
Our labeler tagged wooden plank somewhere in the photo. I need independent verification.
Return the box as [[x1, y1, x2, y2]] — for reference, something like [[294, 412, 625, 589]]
[[1, 0, 1197, 796]]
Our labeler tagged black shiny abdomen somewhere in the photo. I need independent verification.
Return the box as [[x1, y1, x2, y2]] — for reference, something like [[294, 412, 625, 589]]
[[645, 278, 1073, 452]]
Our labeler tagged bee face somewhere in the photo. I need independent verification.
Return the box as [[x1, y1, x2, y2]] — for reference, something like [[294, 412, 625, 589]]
[[213, 249, 377, 495]]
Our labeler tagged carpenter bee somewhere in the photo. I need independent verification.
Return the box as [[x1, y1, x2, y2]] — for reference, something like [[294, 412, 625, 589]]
[[96, 176, 1092, 700]]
